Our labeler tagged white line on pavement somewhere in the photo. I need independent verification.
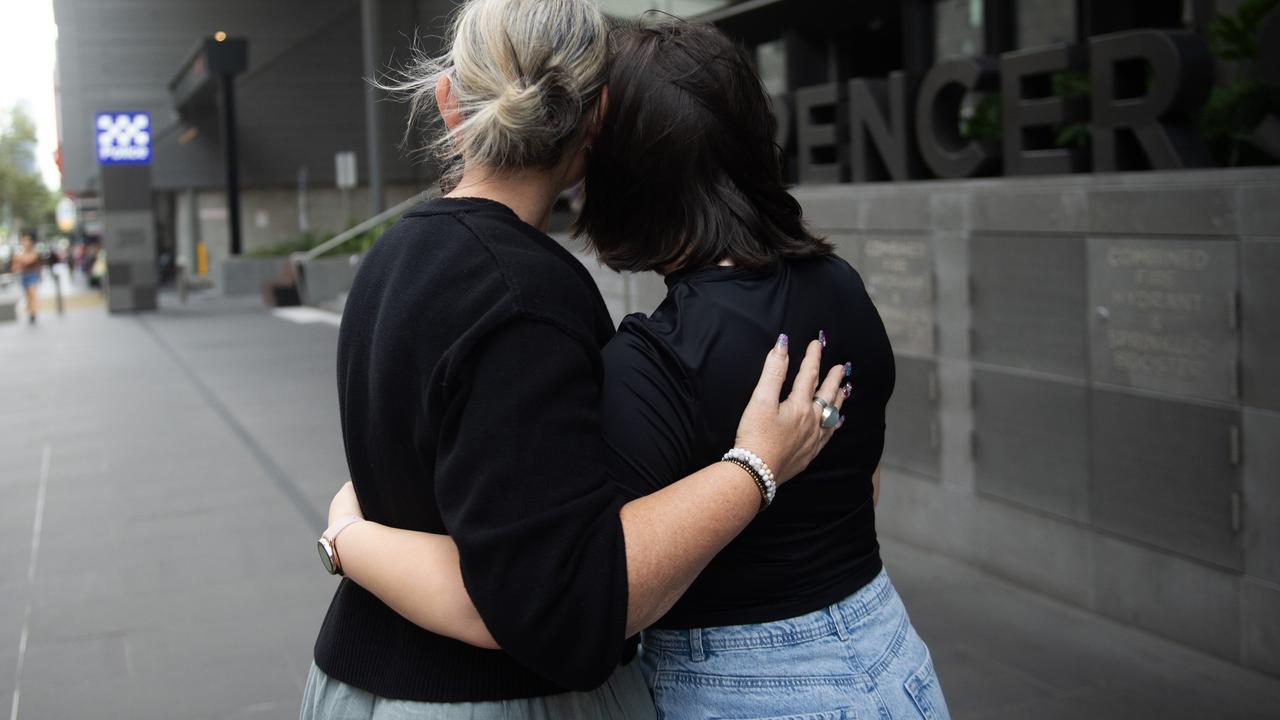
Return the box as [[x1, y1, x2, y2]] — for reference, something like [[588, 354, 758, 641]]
[[10, 442, 50, 720], [27, 446, 48, 585], [271, 307, 342, 327]]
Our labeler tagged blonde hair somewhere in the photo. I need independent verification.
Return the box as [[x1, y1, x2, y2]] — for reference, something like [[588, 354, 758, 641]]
[[385, 0, 610, 182]]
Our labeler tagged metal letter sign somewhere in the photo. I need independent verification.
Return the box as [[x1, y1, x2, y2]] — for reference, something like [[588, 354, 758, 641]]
[[1089, 30, 1212, 171], [916, 57, 1000, 179], [96, 112, 152, 165]]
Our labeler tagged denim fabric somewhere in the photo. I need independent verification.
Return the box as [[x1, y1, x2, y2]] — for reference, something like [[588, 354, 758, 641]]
[[639, 570, 949, 720]]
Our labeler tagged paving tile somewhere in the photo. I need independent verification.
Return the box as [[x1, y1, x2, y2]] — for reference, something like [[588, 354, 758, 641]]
[[885, 539, 1280, 719], [928, 642, 1057, 718]]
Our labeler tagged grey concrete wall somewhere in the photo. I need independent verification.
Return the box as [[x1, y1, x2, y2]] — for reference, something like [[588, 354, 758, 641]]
[[298, 256, 364, 307], [566, 166, 1280, 679], [220, 257, 288, 298]]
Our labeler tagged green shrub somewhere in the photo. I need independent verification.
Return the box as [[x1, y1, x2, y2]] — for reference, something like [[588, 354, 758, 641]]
[[1198, 0, 1280, 166], [247, 218, 397, 258]]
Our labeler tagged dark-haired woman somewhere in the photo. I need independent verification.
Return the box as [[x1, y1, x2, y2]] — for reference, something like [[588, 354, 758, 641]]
[[302, 1, 847, 718], [317, 15, 950, 720]]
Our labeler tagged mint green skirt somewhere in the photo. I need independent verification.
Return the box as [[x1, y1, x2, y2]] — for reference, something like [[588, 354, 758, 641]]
[[300, 661, 656, 720]]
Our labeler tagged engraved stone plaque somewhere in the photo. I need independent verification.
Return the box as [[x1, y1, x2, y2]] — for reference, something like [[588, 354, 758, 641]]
[[1088, 238, 1239, 402], [861, 235, 935, 355], [827, 232, 864, 270], [882, 355, 940, 480], [1090, 389, 1242, 570], [973, 369, 1089, 520], [971, 234, 1087, 378]]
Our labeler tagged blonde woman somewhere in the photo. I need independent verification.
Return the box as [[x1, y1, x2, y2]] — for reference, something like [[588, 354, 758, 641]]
[[301, 1, 849, 718]]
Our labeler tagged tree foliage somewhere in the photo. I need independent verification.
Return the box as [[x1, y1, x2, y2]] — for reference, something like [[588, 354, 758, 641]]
[[1208, 0, 1280, 61], [0, 105, 56, 233], [1199, 0, 1280, 166]]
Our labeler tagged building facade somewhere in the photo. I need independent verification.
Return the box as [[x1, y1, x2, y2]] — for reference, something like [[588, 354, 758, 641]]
[[53, 0, 462, 278], [53, 0, 1280, 681], [674, 0, 1280, 680]]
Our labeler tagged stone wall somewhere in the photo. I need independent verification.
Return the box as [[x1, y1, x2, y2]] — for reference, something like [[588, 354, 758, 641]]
[[567, 166, 1280, 678]]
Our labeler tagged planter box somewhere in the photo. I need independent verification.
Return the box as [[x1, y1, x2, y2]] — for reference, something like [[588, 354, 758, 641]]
[[298, 255, 362, 307], [220, 256, 289, 297]]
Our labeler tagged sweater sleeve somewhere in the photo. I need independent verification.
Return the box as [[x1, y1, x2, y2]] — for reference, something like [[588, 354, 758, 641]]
[[433, 315, 629, 691]]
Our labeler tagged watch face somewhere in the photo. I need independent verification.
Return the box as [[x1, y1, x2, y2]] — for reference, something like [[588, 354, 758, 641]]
[[317, 538, 337, 574]]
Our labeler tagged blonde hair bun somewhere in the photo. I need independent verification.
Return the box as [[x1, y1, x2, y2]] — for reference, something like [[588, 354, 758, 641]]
[[384, 0, 609, 178]]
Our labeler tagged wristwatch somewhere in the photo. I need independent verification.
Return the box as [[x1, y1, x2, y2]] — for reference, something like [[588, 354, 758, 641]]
[[317, 516, 363, 575]]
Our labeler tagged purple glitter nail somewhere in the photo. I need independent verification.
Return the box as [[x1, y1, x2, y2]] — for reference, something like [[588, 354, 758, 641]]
[[842, 384, 852, 399], [818, 330, 827, 348], [843, 362, 853, 378], [777, 333, 789, 348]]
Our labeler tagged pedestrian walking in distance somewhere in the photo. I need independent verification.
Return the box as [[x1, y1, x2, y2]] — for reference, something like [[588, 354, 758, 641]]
[[13, 231, 42, 324]]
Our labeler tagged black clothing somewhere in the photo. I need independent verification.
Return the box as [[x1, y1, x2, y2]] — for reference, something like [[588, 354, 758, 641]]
[[313, 197, 632, 702], [600, 258, 895, 629]]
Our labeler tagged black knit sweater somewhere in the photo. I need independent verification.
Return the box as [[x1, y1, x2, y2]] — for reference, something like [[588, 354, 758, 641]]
[[313, 197, 631, 701]]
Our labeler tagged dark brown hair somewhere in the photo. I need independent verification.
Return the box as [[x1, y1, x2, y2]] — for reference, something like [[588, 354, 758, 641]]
[[574, 19, 831, 273]]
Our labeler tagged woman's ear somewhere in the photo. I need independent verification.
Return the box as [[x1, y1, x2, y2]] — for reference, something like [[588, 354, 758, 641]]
[[436, 74, 463, 130]]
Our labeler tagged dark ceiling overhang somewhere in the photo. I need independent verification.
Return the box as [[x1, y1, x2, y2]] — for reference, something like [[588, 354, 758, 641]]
[[169, 36, 248, 115]]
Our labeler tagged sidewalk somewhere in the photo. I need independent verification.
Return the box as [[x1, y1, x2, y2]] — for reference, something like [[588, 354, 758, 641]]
[[0, 294, 1277, 719], [883, 538, 1280, 718], [1, 264, 104, 320]]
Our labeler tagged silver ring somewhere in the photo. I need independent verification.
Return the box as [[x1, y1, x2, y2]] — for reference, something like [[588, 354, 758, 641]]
[[813, 396, 830, 411], [819, 404, 840, 429]]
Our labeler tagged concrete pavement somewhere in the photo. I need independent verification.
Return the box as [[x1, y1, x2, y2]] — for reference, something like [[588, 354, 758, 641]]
[[1, 294, 341, 719], [1, 294, 1278, 719]]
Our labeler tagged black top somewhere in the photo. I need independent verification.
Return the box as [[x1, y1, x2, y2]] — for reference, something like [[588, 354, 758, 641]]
[[600, 258, 895, 629], [313, 197, 633, 702]]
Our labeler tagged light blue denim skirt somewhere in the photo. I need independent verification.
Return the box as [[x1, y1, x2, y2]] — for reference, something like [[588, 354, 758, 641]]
[[639, 569, 950, 720], [300, 659, 655, 720]]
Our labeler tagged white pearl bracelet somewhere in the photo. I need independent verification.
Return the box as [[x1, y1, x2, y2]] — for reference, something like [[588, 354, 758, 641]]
[[722, 447, 778, 509]]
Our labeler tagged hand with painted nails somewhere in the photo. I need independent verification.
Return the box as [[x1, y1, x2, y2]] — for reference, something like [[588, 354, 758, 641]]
[[732, 334, 851, 486]]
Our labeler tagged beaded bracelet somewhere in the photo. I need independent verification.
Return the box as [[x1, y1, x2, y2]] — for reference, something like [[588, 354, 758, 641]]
[[722, 448, 778, 510]]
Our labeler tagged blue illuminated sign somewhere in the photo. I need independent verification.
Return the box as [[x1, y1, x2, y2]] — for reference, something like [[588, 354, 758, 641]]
[[96, 112, 152, 165]]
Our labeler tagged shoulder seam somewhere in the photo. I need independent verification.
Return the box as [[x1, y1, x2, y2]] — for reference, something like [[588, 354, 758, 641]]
[[451, 211, 527, 311]]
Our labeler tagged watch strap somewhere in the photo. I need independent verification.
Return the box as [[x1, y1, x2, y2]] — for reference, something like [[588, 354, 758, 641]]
[[324, 515, 363, 543], [321, 515, 363, 575]]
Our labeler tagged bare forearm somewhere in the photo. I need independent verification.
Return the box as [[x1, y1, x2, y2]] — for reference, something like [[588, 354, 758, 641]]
[[336, 521, 500, 649], [337, 462, 759, 647], [620, 462, 760, 636]]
